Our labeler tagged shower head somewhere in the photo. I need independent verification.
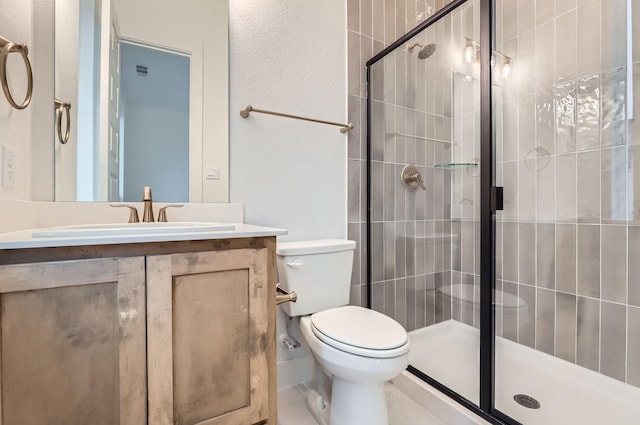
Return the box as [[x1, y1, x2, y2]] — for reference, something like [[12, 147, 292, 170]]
[[407, 42, 437, 60]]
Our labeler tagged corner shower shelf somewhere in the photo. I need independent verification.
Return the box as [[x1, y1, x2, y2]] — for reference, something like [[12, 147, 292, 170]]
[[431, 162, 479, 169]]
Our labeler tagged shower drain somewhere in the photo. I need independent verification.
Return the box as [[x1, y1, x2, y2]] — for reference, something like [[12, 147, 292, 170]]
[[513, 394, 541, 409]]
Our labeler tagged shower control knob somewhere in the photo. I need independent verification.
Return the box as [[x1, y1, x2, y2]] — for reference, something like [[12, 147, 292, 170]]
[[401, 164, 427, 192]]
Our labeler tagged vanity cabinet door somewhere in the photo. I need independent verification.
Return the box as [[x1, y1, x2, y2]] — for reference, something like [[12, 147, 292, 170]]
[[0, 257, 147, 425], [147, 248, 275, 425]]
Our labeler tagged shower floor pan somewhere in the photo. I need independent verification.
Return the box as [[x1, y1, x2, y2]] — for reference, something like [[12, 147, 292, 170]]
[[407, 320, 640, 425]]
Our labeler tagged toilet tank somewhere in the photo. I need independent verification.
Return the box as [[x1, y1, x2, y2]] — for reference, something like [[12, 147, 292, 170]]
[[276, 239, 356, 317]]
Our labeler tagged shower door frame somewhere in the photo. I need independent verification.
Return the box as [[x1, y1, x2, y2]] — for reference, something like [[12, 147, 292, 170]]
[[365, 1, 518, 424]]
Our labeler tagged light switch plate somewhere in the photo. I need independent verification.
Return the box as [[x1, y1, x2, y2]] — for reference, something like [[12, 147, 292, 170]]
[[204, 166, 221, 180], [2, 145, 15, 190]]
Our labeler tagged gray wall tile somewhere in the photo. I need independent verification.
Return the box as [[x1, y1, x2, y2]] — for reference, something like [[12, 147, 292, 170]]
[[577, 296, 600, 372], [372, 282, 385, 314], [518, 223, 536, 286], [600, 301, 626, 381], [555, 82, 576, 154], [371, 222, 385, 283], [406, 277, 417, 332], [405, 222, 416, 277], [348, 159, 361, 222], [519, 284, 536, 348], [371, 161, 384, 221], [556, 0, 576, 15], [556, 224, 577, 294], [601, 147, 629, 223], [348, 223, 361, 286], [577, 225, 600, 298], [556, 153, 577, 222], [496, 280, 504, 337], [536, 156, 555, 221], [462, 221, 475, 274], [384, 163, 396, 221], [384, 222, 396, 280], [503, 222, 519, 283], [555, 10, 577, 83], [556, 292, 577, 363], [348, 31, 361, 96], [577, 150, 601, 222], [395, 222, 406, 279], [536, 288, 556, 355], [576, 75, 600, 151], [348, 95, 362, 159], [385, 280, 396, 318], [537, 223, 555, 289], [535, 21, 555, 91], [628, 306, 640, 387], [601, 68, 627, 147], [536, 0, 554, 25], [576, 1, 601, 78], [435, 272, 452, 323], [629, 226, 640, 307], [600, 0, 627, 71], [631, 146, 640, 225], [395, 278, 407, 328], [601, 225, 627, 303], [536, 90, 555, 155], [503, 281, 519, 342]]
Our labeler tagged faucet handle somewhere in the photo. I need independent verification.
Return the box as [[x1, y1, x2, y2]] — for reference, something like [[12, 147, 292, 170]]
[[110, 204, 140, 223], [157, 204, 184, 222]]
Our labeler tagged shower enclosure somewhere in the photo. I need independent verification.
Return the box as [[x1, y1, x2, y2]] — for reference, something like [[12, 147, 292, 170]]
[[366, 1, 640, 424]]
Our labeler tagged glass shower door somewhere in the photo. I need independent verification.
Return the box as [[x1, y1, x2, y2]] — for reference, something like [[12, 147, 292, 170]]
[[367, 0, 483, 406], [494, 0, 640, 423]]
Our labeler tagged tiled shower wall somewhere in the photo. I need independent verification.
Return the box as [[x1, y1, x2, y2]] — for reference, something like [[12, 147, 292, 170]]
[[495, 0, 640, 387], [347, 0, 457, 311], [348, 0, 481, 331]]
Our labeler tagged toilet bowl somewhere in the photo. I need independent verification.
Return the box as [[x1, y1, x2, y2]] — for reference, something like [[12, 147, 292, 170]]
[[277, 240, 409, 425]]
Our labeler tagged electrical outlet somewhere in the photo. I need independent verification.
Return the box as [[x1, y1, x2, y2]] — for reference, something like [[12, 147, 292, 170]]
[[2, 145, 16, 190]]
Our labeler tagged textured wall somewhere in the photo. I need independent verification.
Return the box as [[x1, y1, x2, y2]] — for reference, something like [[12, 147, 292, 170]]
[[229, 0, 347, 243]]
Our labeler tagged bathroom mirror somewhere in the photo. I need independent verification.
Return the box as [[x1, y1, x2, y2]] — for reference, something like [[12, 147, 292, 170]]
[[53, 0, 229, 203]]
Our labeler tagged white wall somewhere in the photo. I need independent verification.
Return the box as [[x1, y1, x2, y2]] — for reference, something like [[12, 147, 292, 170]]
[[229, 0, 347, 242], [0, 0, 54, 201], [54, 0, 80, 201], [113, 0, 229, 203]]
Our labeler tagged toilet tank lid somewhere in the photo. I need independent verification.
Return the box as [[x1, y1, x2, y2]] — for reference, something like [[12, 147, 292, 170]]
[[276, 239, 356, 256]]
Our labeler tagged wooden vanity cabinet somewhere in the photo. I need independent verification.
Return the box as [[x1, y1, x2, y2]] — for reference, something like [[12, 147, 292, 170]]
[[0, 257, 147, 425], [147, 248, 274, 425], [0, 237, 277, 425]]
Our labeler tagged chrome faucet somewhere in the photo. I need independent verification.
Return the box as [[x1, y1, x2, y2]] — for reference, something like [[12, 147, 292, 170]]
[[142, 186, 154, 222]]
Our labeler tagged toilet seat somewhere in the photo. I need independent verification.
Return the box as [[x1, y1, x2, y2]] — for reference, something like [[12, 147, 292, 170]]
[[310, 306, 409, 359]]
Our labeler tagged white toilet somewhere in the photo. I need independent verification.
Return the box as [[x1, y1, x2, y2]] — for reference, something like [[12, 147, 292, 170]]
[[277, 239, 409, 425]]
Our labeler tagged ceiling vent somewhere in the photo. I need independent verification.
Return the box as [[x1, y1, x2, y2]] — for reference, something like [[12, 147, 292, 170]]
[[136, 65, 148, 76]]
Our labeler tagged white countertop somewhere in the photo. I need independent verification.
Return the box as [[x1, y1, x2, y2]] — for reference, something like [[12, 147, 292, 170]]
[[0, 223, 287, 250]]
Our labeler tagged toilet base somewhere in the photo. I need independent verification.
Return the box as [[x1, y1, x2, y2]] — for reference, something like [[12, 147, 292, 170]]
[[330, 377, 388, 425]]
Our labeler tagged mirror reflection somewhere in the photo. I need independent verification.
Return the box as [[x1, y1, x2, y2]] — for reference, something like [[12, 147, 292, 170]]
[[54, 0, 229, 202]]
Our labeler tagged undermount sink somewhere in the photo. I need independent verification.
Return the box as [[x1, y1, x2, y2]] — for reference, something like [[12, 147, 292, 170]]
[[31, 222, 236, 238]]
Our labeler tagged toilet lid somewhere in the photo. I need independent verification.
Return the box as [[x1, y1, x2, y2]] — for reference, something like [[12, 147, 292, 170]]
[[311, 306, 408, 357]]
